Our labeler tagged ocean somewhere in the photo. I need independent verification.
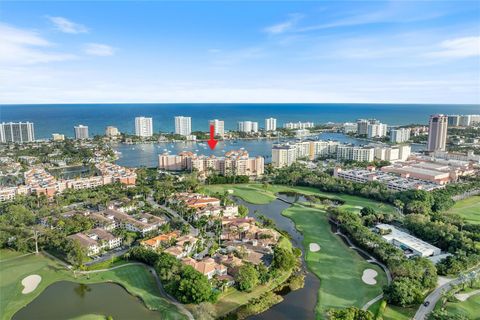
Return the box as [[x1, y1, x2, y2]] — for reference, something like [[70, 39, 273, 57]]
[[1, 103, 478, 139]]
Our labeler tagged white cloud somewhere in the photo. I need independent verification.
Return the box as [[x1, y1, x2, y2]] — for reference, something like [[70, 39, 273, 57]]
[[426, 36, 480, 58], [0, 23, 76, 65], [264, 14, 303, 35], [84, 43, 115, 56], [48, 16, 88, 34]]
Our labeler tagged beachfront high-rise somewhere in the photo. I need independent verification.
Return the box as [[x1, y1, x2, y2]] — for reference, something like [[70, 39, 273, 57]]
[[175, 116, 192, 136], [105, 126, 120, 137], [135, 117, 153, 137], [367, 123, 387, 138], [427, 114, 448, 152], [0, 122, 35, 143], [265, 118, 277, 131], [390, 128, 411, 143], [209, 119, 225, 137], [74, 125, 89, 140], [238, 121, 258, 133]]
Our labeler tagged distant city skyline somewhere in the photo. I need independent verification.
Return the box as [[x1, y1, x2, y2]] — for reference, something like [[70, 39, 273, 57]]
[[0, 1, 479, 104], [2, 103, 479, 139]]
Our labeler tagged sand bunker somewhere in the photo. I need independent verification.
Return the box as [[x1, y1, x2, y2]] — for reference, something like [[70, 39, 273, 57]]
[[21, 275, 42, 294], [361, 269, 378, 285], [354, 206, 363, 209], [309, 243, 321, 252]]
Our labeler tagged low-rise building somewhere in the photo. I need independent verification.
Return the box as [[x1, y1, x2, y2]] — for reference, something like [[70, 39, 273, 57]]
[[141, 231, 180, 250], [164, 234, 198, 259], [375, 224, 441, 258], [68, 228, 122, 256], [334, 167, 443, 191], [101, 208, 166, 236]]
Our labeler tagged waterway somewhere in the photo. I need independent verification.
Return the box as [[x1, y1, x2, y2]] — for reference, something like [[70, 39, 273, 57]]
[[114, 132, 426, 168], [237, 193, 321, 320], [13, 281, 165, 320]]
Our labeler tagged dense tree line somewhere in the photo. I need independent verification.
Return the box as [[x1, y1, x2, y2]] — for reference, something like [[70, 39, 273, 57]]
[[272, 163, 480, 215], [328, 207, 438, 307], [205, 174, 249, 185], [129, 246, 219, 304], [327, 307, 374, 320]]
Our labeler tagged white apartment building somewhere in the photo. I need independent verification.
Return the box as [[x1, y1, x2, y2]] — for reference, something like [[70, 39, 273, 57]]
[[105, 126, 120, 137], [74, 125, 89, 140], [272, 144, 297, 167], [238, 121, 258, 133], [283, 121, 314, 130], [135, 117, 153, 137], [367, 123, 387, 138], [357, 119, 379, 135], [390, 128, 411, 143], [209, 119, 225, 137], [343, 122, 358, 133], [459, 115, 471, 127], [374, 145, 411, 162], [448, 115, 460, 127], [265, 118, 277, 131], [0, 122, 35, 143], [175, 116, 192, 136], [337, 145, 375, 162]]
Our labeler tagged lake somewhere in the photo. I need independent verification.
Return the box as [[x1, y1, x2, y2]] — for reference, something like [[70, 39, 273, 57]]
[[13, 281, 165, 320]]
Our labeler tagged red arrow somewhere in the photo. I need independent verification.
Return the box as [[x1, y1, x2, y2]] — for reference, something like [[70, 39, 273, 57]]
[[207, 124, 218, 150]]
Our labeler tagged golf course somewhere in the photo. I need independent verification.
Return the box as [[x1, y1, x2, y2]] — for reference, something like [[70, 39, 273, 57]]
[[203, 183, 394, 318], [447, 195, 480, 224], [0, 250, 186, 320]]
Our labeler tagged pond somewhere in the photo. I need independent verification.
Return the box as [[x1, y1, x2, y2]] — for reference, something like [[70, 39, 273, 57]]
[[235, 193, 321, 320], [13, 281, 165, 320]]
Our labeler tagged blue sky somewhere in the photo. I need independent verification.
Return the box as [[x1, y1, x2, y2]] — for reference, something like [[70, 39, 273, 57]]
[[1, 1, 479, 104]]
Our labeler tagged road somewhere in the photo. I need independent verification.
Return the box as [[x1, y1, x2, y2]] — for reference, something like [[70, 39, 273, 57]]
[[414, 267, 480, 320]]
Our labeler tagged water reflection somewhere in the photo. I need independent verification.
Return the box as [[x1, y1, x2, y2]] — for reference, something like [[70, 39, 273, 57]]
[[13, 281, 166, 320]]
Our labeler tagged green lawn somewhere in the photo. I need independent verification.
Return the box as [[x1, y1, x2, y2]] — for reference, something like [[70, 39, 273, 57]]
[[382, 305, 416, 320], [0, 251, 185, 320], [284, 204, 387, 317], [203, 183, 391, 319], [448, 196, 480, 224], [433, 290, 480, 320]]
